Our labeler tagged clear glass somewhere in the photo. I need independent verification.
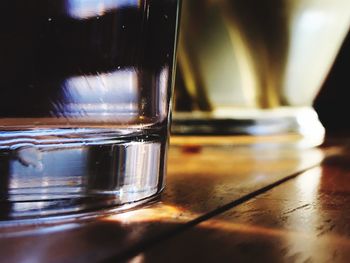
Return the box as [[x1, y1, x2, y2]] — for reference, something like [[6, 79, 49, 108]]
[[172, 0, 350, 148], [0, 0, 180, 222]]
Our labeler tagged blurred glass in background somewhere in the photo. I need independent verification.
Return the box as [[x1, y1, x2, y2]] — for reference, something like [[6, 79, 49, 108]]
[[172, 0, 350, 147]]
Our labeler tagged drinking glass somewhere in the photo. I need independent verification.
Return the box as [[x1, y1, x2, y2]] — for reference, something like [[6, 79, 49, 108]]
[[172, 0, 350, 147], [0, 0, 180, 222]]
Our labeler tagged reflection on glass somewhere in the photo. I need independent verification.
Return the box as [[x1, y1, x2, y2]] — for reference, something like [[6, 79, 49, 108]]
[[67, 0, 140, 19], [0, 0, 180, 221], [60, 69, 139, 120]]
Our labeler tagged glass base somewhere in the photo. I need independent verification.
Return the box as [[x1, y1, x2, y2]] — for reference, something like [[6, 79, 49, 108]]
[[171, 107, 325, 148], [0, 128, 166, 223]]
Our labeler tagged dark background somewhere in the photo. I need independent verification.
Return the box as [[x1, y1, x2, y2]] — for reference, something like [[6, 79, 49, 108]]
[[314, 31, 350, 134]]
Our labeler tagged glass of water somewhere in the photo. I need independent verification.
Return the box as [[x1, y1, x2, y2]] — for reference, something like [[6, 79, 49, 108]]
[[172, 0, 350, 148], [0, 0, 180, 222]]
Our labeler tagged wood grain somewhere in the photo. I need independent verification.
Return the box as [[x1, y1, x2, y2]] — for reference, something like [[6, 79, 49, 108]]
[[132, 146, 350, 262], [0, 137, 333, 262]]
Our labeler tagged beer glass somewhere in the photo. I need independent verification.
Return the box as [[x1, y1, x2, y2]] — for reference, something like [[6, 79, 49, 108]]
[[0, 0, 180, 222], [172, 0, 350, 147]]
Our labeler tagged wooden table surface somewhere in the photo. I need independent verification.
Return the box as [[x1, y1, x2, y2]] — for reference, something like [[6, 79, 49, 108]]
[[1, 135, 350, 263]]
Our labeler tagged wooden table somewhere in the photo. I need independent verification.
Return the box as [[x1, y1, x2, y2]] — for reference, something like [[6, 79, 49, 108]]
[[1, 135, 350, 262]]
